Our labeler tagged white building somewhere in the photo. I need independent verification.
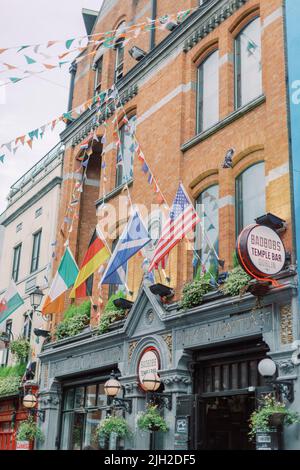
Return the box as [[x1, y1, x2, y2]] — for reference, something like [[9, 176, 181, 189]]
[[0, 143, 63, 373]]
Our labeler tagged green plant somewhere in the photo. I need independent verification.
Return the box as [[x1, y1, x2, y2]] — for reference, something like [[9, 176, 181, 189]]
[[98, 309, 127, 334], [97, 291, 127, 335], [9, 337, 31, 362], [63, 300, 91, 321], [137, 405, 168, 432], [0, 364, 26, 378], [0, 364, 26, 398], [55, 312, 90, 340], [220, 266, 251, 297], [97, 415, 130, 438], [180, 274, 213, 310], [249, 394, 300, 440], [104, 291, 126, 313], [17, 416, 44, 443]]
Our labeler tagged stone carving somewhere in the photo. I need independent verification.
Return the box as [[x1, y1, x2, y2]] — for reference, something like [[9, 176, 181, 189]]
[[38, 395, 60, 407], [280, 305, 293, 345], [164, 375, 191, 386], [278, 360, 295, 376], [49, 346, 122, 378], [162, 334, 172, 362], [128, 341, 138, 361], [144, 309, 155, 326]]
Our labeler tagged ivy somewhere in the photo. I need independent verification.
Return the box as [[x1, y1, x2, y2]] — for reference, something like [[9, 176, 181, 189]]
[[54, 301, 91, 341], [0, 376, 22, 398], [9, 337, 31, 363], [98, 292, 127, 335]]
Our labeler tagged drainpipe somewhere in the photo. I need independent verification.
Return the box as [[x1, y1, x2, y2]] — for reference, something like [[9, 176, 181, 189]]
[[67, 61, 77, 123], [150, 0, 157, 50]]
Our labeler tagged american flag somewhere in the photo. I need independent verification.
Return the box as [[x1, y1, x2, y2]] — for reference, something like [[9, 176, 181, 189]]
[[148, 183, 200, 271]]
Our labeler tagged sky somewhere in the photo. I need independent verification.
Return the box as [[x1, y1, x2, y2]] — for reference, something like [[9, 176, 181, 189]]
[[0, 0, 103, 213]]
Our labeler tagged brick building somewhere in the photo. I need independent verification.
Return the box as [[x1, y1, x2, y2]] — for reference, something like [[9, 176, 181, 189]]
[[38, 0, 300, 450]]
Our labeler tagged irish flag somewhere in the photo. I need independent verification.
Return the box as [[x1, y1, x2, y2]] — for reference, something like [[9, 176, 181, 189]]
[[42, 247, 79, 315], [0, 280, 24, 325]]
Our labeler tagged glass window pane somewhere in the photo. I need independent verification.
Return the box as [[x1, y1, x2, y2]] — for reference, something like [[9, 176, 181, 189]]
[[63, 389, 74, 410], [97, 383, 107, 407], [74, 387, 85, 409], [116, 116, 136, 186], [236, 162, 265, 232], [71, 412, 85, 450], [60, 413, 73, 450], [237, 17, 262, 107], [195, 185, 219, 276], [85, 384, 97, 408], [83, 410, 104, 450], [198, 51, 219, 132]]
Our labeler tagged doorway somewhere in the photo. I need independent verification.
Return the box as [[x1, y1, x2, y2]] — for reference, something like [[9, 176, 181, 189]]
[[193, 339, 269, 450]]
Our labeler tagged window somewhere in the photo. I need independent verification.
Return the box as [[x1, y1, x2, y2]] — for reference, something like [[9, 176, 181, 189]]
[[94, 56, 103, 93], [23, 312, 33, 342], [12, 244, 22, 282], [60, 381, 120, 450], [116, 116, 136, 187], [197, 50, 219, 133], [108, 237, 127, 297], [16, 223, 22, 233], [35, 207, 42, 218], [114, 22, 126, 82], [235, 17, 262, 108], [30, 230, 42, 273], [235, 162, 266, 235], [2, 320, 12, 366], [194, 185, 219, 277]]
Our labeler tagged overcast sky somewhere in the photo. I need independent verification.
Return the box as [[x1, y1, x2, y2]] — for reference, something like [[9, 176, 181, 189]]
[[0, 0, 103, 213]]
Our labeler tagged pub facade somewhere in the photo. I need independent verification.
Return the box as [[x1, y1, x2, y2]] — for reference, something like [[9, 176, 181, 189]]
[[37, 0, 300, 450]]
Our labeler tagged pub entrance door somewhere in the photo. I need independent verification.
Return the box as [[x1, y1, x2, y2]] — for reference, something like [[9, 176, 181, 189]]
[[193, 340, 269, 450]]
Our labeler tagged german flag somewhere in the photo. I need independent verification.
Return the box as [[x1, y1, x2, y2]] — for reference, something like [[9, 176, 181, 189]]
[[70, 229, 110, 298]]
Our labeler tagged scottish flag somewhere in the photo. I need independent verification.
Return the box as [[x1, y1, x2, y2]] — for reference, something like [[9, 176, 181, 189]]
[[100, 210, 151, 285]]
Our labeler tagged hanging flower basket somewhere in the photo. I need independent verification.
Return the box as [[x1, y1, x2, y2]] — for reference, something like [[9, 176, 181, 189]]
[[268, 412, 286, 428], [247, 279, 271, 298]]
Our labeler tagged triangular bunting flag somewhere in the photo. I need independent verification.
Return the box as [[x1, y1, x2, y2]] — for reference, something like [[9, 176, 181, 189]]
[[0, 155, 4, 163], [4, 63, 17, 70], [9, 77, 22, 83], [0, 49, 8, 55], [24, 55, 36, 64], [27, 139, 33, 149], [47, 40, 57, 48], [17, 45, 30, 53], [66, 39, 75, 49], [43, 63, 56, 69], [28, 129, 39, 140]]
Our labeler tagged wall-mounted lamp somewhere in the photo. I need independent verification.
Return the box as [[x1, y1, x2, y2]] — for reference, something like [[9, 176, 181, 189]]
[[142, 372, 172, 410], [104, 371, 132, 413], [258, 358, 294, 402], [29, 286, 49, 321], [255, 213, 287, 232], [129, 45, 147, 61], [23, 392, 45, 422]]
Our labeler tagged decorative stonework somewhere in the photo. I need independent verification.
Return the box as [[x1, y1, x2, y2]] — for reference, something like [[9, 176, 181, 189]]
[[144, 309, 155, 326], [278, 360, 295, 376], [183, 0, 248, 52], [162, 334, 172, 362], [280, 304, 293, 344], [128, 341, 138, 361], [164, 375, 191, 386], [42, 363, 49, 389]]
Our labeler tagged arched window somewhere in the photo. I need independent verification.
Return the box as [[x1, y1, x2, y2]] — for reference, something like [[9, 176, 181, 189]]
[[194, 185, 219, 277], [114, 21, 126, 82], [197, 50, 219, 133], [235, 17, 262, 108], [116, 115, 136, 187], [235, 162, 265, 234]]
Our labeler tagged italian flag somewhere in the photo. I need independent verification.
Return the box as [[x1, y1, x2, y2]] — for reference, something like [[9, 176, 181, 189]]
[[0, 280, 24, 325], [42, 247, 79, 315]]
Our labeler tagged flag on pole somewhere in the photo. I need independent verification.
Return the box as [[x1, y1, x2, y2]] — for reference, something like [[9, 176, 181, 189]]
[[70, 229, 110, 298], [100, 210, 151, 285], [0, 280, 24, 325], [149, 183, 200, 271], [42, 247, 79, 315]]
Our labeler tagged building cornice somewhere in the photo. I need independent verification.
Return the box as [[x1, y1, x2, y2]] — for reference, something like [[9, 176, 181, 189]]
[[60, 0, 249, 147], [0, 177, 62, 227]]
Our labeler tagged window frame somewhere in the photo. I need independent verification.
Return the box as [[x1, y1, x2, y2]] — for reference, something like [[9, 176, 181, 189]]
[[30, 230, 42, 273], [234, 16, 262, 109], [115, 115, 136, 188], [196, 49, 219, 134], [235, 161, 265, 236], [12, 243, 22, 282], [2, 320, 12, 366], [94, 55, 103, 94], [114, 38, 125, 82]]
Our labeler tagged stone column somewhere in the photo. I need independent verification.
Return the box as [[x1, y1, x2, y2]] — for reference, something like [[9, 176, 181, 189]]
[[37, 380, 62, 450]]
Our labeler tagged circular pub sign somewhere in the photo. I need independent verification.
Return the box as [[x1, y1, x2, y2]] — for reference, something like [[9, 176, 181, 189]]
[[237, 224, 286, 278], [138, 347, 160, 391]]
